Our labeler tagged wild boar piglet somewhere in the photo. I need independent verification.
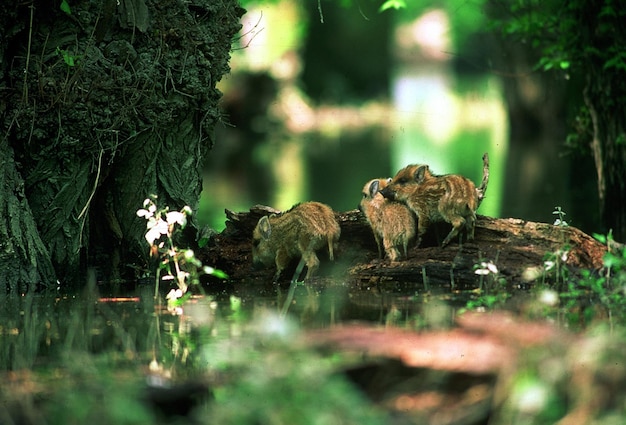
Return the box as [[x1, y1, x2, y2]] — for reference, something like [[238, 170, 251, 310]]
[[359, 178, 416, 261], [380, 153, 489, 247], [252, 201, 340, 282]]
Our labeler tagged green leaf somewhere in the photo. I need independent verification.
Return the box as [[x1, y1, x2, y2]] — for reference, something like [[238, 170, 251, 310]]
[[379, 0, 405, 13], [593, 233, 607, 244], [60, 0, 71, 15], [56, 47, 76, 67], [213, 269, 229, 279], [603, 53, 626, 71], [599, 5, 616, 18], [63, 53, 75, 67], [230, 295, 242, 312], [603, 252, 624, 269], [204, 265, 228, 279]]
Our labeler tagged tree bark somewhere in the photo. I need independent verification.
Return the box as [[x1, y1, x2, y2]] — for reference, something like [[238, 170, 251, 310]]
[[202, 206, 607, 290], [0, 141, 56, 292], [581, 3, 626, 241], [0, 0, 243, 289], [485, 0, 626, 241]]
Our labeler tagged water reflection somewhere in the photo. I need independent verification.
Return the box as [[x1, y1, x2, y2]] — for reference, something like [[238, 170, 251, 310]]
[[1, 280, 617, 423], [201, 5, 507, 231], [0, 285, 463, 372], [0, 285, 466, 423]]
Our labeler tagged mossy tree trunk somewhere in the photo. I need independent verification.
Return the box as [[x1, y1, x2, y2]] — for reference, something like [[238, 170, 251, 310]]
[[580, 2, 626, 241], [486, 0, 626, 241], [585, 72, 626, 241], [0, 141, 57, 292], [0, 0, 243, 290]]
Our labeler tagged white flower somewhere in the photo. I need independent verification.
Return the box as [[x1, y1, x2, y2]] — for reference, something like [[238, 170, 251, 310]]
[[177, 271, 189, 283], [166, 211, 187, 227], [521, 266, 542, 282], [166, 288, 183, 300], [136, 208, 152, 218], [145, 219, 169, 244], [148, 359, 161, 372], [486, 262, 498, 274], [514, 382, 549, 414], [539, 289, 559, 307], [475, 261, 498, 275]]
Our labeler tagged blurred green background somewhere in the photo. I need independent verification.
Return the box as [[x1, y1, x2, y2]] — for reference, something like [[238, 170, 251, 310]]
[[198, 0, 597, 233]]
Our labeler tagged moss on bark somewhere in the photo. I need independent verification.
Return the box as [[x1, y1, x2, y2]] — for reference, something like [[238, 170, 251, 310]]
[[1, 0, 243, 289]]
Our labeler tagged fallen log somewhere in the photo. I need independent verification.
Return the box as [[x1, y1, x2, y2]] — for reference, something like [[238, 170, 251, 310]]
[[201, 205, 608, 290], [302, 312, 625, 425]]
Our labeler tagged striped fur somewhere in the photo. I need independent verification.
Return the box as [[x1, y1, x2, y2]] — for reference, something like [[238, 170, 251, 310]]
[[380, 153, 489, 247], [359, 178, 416, 261], [252, 202, 340, 281]]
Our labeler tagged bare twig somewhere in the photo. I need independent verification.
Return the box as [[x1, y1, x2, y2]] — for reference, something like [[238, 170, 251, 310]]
[[22, 5, 35, 104], [78, 148, 104, 221], [77, 148, 104, 252], [232, 12, 264, 51], [318, 0, 324, 23]]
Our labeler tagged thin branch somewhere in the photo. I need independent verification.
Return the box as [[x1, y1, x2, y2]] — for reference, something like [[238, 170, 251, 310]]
[[78, 148, 104, 221], [22, 4, 35, 104], [318, 0, 324, 23], [232, 12, 264, 51]]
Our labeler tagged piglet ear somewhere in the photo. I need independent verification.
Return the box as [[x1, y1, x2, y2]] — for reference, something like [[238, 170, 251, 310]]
[[259, 215, 272, 239], [414, 165, 428, 183], [368, 180, 380, 198]]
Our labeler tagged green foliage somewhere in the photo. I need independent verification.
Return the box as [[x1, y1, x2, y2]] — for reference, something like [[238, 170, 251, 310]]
[[393, 0, 488, 49], [462, 258, 510, 312], [238, 0, 405, 12], [505, 371, 567, 422], [46, 359, 154, 425], [56, 47, 77, 67], [603, 51, 626, 71], [565, 105, 593, 154], [557, 266, 626, 329], [494, 0, 626, 139], [379, 0, 405, 12], [60, 0, 71, 15], [463, 206, 625, 325], [203, 313, 389, 425], [552, 206, 568, 227], [530, 230, 626, 329], [494, 0, 626, 83], [541, 247, 570, 287]]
